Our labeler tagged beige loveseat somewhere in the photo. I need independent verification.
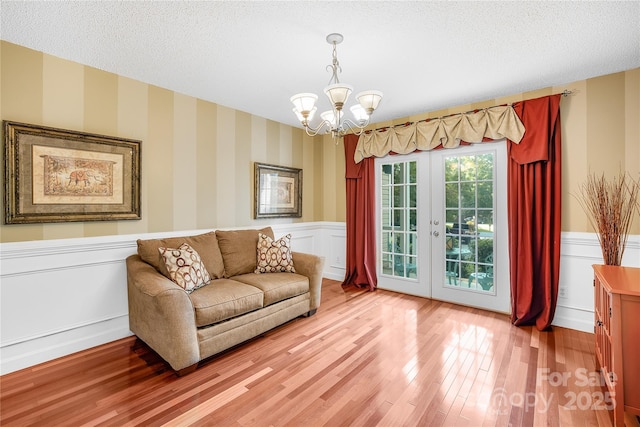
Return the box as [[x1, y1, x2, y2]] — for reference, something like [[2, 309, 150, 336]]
[[126, 227, 324, 375]]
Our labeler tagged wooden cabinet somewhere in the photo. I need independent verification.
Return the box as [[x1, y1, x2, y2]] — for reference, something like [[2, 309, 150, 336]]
[[593, 265, 640, 427]]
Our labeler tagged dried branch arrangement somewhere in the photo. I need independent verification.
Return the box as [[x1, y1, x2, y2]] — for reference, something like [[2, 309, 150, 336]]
[[576, 172, 639, 265]]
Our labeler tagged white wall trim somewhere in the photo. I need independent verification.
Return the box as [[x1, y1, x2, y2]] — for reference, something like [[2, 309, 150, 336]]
[[552, 232, 639, 333], [0, 222, 346, 375], [1, 316, 131, 376], [2, 226, 637, 374]]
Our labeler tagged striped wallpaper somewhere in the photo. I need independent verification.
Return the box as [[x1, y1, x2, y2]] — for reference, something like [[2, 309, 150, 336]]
[[1, 40, 638, 242], [0, 41, 345, 243]]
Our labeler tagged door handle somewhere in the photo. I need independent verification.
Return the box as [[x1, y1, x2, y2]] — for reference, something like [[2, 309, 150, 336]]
[[433, 231, 440, 237], [434, 220, 439, 225]]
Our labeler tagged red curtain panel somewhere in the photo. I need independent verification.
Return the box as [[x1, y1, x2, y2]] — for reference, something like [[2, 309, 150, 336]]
[[507, 94, 562, 331], [342, 134, 377, 291]]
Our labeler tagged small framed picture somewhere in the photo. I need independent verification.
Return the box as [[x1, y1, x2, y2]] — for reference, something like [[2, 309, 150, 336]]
[[254, 162, 302, 218]]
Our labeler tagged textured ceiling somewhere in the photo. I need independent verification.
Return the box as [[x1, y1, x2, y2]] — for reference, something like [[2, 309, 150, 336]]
[[2, 1, 639, 129]]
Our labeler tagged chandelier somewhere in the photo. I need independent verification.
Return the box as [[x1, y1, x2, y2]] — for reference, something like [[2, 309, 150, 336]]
[[290, 33, 383, 138]]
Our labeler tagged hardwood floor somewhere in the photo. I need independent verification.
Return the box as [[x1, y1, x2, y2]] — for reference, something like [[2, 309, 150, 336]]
[[0, 279, 631, 426]]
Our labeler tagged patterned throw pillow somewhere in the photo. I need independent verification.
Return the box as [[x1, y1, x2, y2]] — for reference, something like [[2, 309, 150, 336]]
[[255, 233, 296, 274], [158, 243, 212, 293]]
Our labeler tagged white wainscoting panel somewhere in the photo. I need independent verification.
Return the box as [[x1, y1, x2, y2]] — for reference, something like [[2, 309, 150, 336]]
[[2, 226, 636, 374], [0, 222, 346, 374], [323, 225, 347, 281], [1, 235, 138, 375], [553, 232, 640, 333], [272, 222, 346, 281]]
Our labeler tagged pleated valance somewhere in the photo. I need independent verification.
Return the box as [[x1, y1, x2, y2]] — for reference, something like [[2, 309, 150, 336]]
[[354, 105, 526, 163]]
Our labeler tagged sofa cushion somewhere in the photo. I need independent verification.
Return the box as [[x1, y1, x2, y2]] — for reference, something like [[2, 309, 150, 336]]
[[137, 231, 225, 279], [216, 227, 274, 277], [231, 272, 309, 306], [255, 233, 296, 274], [158, 243, 211, 293], [188, 279, 264, 327]]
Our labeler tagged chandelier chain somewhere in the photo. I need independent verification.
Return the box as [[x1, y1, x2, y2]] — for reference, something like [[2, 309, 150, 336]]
[[327, 41, 342, 86]]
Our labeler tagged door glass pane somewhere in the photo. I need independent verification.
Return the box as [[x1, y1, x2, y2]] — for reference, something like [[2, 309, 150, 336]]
[[393, 163, 405, 184], [382, 253, 393, 275], [382, 231, 392, 252], [380, 160, 418, 280], [409, 209, 417, 232], [409, 162, 417, 183], [445, 209, 458, 224], [476, 153, 493, 180], [445, 157, 459, 181], [381, 208, 392, 229], [381, 187, 391, 208], [476, 182, 493, 208], [394, 186, 404, 208], [445, 183, 459, 208], [408, 233, 417, 256], [460, 182, 476, 208], [460, 157, 476, 181], [444, 153, 495, 293], [409, 184, 417, 208], [393, 209, 404, 229]]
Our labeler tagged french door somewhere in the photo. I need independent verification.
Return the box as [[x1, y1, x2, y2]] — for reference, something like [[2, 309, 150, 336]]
[[375, 142, 510, 313], [376, 158, 430, 297]]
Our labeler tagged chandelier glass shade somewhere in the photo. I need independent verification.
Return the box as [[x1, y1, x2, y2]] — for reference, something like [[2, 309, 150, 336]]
[[290, 33, 383, 138]]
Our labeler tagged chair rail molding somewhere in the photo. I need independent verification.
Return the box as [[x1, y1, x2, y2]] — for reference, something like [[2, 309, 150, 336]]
[[2, 226, 635, 375]]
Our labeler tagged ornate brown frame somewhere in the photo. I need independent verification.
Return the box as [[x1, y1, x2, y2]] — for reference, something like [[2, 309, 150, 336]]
[[4, 121, 141, 224]]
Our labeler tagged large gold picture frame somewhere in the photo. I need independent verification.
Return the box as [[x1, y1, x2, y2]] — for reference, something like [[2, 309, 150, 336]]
[[254, 162, 302, 219], [4, 121, 141, 224]]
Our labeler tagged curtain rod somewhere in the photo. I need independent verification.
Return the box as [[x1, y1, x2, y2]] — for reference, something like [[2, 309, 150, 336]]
[[366, 90, 573, 134]]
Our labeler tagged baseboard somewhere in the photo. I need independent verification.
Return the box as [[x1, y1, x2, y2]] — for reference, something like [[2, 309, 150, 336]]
[[323, 271, 345, 281], [0, 315, 132, 375], [551, 304, 595, 333]]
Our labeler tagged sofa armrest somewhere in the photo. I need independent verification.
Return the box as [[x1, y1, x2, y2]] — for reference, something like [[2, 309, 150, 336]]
[[292, 252, 325, 310], [126, 254, 199, 371]]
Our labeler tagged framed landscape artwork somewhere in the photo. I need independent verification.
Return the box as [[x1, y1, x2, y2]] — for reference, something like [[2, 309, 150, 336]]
[[4, 121, 141, 224], [254, 162, 302, 218]]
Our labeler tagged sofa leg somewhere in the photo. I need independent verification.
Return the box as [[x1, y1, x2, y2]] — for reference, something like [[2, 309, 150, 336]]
[[305, 308, 317, 317], [176, 363, 198, 376]]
